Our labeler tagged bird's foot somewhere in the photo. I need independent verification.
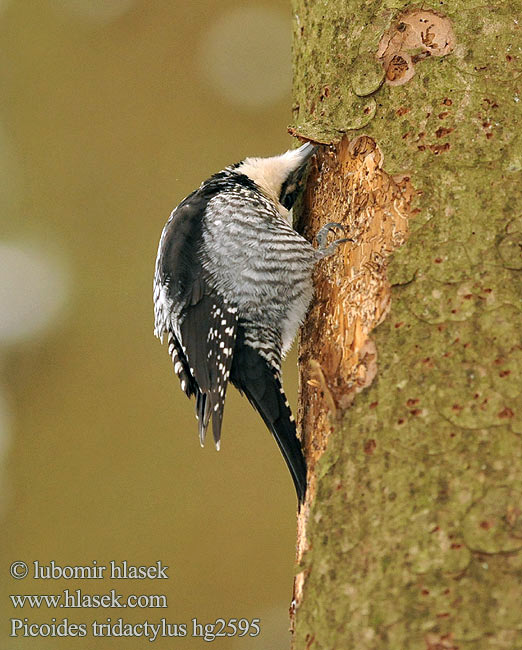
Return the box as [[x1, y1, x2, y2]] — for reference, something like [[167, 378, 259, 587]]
[[315, 222, 352, 258]]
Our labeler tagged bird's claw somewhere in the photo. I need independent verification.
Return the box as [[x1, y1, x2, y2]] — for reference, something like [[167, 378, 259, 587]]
[[315, 222, 345, 248], [315, 222, 352, 258]]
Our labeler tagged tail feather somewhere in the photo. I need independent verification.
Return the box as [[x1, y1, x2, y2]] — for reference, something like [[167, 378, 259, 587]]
[[196, 392, 211, 446], [231, 343, 307, 505], [251, 383, 307, 505]]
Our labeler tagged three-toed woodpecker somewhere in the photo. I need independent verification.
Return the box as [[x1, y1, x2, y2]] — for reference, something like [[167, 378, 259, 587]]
[[153, 143, 346, 505]]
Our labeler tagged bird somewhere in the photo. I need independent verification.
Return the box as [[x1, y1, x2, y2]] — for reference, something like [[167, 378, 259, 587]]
[[153, 142, 347, 505]]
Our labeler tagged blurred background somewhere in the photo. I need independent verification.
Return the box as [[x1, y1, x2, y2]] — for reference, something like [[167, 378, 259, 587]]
[[0, 2, 301, 648]]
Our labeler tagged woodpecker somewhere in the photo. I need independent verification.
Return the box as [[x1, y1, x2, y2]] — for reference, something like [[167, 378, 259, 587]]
[[153, 143, 346, 505]]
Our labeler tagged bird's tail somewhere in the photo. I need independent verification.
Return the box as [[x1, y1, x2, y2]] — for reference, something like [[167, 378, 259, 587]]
[[231, 345, 307, 505]]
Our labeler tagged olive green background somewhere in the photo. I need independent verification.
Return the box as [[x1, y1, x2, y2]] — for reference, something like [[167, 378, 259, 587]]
[[1, 2, 300, 648]]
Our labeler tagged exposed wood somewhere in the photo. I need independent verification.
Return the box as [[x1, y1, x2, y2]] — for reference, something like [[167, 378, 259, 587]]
[[293, 135, 414, 613], [291, 0, 522, 647]]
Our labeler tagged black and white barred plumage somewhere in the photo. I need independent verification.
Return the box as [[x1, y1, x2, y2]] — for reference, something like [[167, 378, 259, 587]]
[[154, 143, 342, 505]]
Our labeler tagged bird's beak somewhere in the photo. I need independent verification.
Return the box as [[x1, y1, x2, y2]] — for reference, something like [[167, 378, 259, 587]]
[[294, 142, 318, 164]]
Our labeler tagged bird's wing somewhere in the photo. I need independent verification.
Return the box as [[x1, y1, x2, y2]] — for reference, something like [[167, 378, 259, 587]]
[[153, 190, 237, 447]]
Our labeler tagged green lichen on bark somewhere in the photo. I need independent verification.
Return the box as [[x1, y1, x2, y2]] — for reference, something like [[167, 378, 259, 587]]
[[293, 1, 522, 648]]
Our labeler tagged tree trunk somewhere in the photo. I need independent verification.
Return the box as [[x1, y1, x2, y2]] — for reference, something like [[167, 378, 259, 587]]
[[290, 1, 522, 648]]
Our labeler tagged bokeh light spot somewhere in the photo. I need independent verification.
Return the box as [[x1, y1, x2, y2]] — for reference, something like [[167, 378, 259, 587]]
[[198, 6, 291, 109], [0, 242, 69, 344]]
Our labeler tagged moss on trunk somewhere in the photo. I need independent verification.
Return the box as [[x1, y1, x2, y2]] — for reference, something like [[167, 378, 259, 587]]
[[292, 1, 522, 648]]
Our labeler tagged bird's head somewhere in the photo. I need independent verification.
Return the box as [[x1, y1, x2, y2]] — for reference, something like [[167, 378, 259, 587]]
[[233, 142, 317, 212]]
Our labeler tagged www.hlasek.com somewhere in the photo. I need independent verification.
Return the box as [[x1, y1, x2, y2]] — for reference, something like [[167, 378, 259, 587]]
[[11, 589, 168, 609], [9, 560, 260, 642]]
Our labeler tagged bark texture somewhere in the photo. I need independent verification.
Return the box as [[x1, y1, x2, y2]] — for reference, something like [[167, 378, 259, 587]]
[[291, 1, 522, 648]]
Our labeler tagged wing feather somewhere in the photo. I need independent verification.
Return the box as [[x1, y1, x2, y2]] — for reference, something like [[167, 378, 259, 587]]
[[153, 187, 237, 446]]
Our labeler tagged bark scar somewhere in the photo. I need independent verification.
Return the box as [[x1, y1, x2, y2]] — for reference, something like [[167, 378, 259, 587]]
[[377, 10, 456, 86]]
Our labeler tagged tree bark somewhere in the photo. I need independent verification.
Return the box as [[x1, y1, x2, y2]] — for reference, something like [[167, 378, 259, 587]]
[[291, 2, 522, 648]]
